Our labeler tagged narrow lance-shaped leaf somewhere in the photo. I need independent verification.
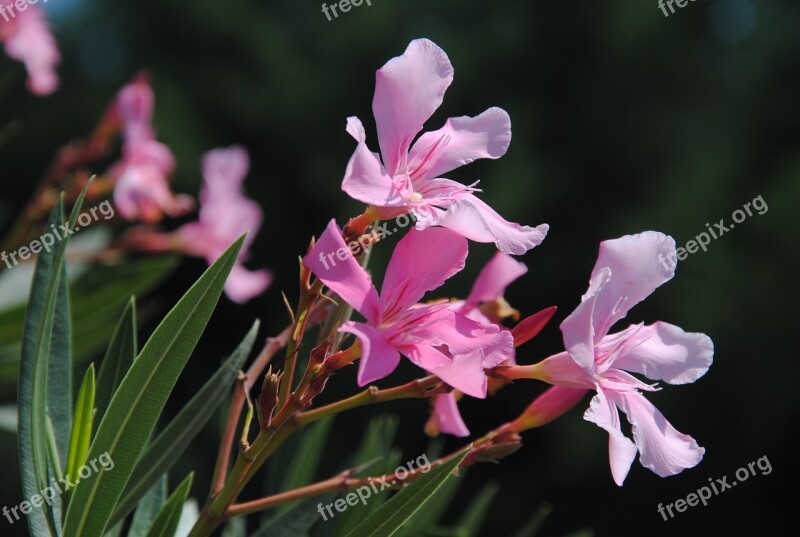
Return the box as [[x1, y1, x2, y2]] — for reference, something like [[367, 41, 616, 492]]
[[144, 473, 193, 537], [95, 298, 137, 420], [110, 320, 260, 526], [344, 446, 472, 537], [128, 474, 168, 537], [62, 235, 245, 537], [66, 364, 95, 488], [19, 187, 89, 537]]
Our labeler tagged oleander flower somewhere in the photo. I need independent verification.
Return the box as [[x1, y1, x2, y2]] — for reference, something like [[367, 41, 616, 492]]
[[525, 231, 714, 485], [342, 38, 548, 255], [178, 146, 272, 303], [107, 80, 193, 222], [303, 220, 514, 397], [0, 6, 60, 95]]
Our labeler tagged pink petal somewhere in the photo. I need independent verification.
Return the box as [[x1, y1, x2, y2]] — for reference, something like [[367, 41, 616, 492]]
[[340, 322, 401, 386], [609, 322, 714, 385], [224, 264, 272, 303], [559, 267, 611, 373], [593, 231, 676, 338], [380, 227, 468, 315], [434, 393, 470, 437], [414, 310, 514, 368], [201, 145, 250, 197], [428, 351, 487, 399], [431, 194, 549, 255], [466, 251, 527, 306], [302, 219, 380, 324], [341, 117, 404, 207], [373, 39, 453, 176], [408, 107, 511, 180], [583, 390, 638, 486], [610, 390, 705, 478]]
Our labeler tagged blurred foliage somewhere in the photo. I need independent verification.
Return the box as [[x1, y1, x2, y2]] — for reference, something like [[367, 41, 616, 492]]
[[1, 0, 798, 535]]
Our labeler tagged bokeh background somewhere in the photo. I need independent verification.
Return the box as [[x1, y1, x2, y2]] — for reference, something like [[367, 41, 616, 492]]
[[1, 0, 799, 535]]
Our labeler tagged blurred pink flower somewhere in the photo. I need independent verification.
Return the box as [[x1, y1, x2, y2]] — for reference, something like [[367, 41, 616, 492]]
[[342, 39, 548, 255], [533, 231, 714, 485], [107, 80, 193, 222], [303, 220, 513, 396], [178, 146, 272, 303], [0, 6, 60, 95]]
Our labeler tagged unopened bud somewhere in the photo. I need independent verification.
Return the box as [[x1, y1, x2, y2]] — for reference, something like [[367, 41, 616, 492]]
[[511, 306, 557, 347], [257, 367, 282, 430], [510, 386, 588, 432]]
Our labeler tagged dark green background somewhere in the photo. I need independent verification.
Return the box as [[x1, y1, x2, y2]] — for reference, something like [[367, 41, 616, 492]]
[[1, 0, 798, 535]]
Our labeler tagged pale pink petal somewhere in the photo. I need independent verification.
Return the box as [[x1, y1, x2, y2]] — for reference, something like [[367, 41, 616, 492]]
[[113, 165, 192, 223], [560, 267, 611, 373], [466, 251, 527, 306], [434, 393, 470, 437], [408, 108, 511, 180], [373, 39, 454, 176], [340, 322, 401, 386], [342, 118, 404, 207], [609, 322, 714, 385], [609, 390, 705, 478], [380, 227, 468, 315], [303, 220, 380, 324], [583, 390, 638, 486], [224, 264, 272, 303], [201, 145, 250, 196], [431, 194, 549, 255], [590, 231, 676, 338], [401, 341, 452, 371]]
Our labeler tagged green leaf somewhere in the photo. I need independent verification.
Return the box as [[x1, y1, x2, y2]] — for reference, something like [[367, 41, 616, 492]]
[[0, 256, 178, 397], [276, 417, 334, 511], [129, 474, 168, 537], [62, 236, 245, 537], [111, 320, 260, 526], [66, 364, 96, 487], [249, 494, 334, 537], [95, 298, 137, 421], [18, 190, 87, 537], [509, 503, 551, 537], [344, 446, 471, 537], [454, 482, 499, 537], [144, 473, 193, 537], [391, 471, 461, 537]]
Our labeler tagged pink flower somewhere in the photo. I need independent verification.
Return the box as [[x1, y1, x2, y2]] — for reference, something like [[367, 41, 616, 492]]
[[107, 80, 193, 222], [342, 39, 548, 255], [178, 146, 272, 303], [303, 220, 514, 397], [0, 6, 60, 95], [532, 231, 713, 485]]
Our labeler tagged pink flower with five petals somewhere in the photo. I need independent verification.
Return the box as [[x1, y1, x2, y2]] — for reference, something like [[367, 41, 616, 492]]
[[530, 231, 713, 485], [303, 220, 514, 397], [342, 39, 548, 255]]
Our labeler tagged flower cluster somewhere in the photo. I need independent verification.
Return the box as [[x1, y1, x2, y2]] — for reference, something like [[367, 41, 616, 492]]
[[301, 39, 715, 486]]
